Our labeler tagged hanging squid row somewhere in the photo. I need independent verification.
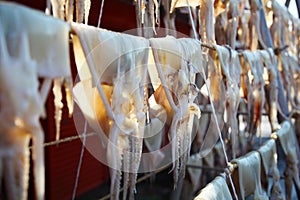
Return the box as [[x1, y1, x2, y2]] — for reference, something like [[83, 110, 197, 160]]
[[58, 0, 299, 198], [134, 0, 300, 63], [70, 19, 296, 198], [1, 1, 299, 200], [139, 0, 268, 49]]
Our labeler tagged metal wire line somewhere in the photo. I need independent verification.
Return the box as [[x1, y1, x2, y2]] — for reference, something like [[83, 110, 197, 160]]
[[28, 132, 97, 149]]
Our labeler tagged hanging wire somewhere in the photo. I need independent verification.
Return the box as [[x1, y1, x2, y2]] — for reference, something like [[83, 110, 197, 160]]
[[97, 0, 105, 28], [185, 0, 198, 41], [72, 120, 88, 200], [28, 132, 96, 149]]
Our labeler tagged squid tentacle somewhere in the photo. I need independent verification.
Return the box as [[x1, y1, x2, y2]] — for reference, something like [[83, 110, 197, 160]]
[[108, 124, 122, 200], [31, 126, 45, 200], [53, 78, 64, 141], [122, 145, 130, 200]]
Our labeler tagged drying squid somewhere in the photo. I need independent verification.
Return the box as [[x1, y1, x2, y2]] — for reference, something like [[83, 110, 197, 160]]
[[269, 0, 283, 49], [84, 0, 91, 24], [50, 0, 75, 22], [150, 36, 201, 188], [281, 10, 293, 51], [279, 53, 300, 112], [231, 151, 268, 199], [76, 0, 84, 23], [242, 51, 265, 147], [49, 5, 72, 141], [276, 121, 300, 200], [52, 76, 73, 141], [66, 0, 74, 22], [248, 0, 268, 50], [289, 16, 300, 56], [72, 23, 149, 200], [237, 0, 251, 49], [214, 0, 226, 17], [258, 139, 284, 199], [64, 76, 74, 116], [269, 0, 294, 53], [194, 175, 233, 200], [286, 55, 300, 110], [27, 0, 75, 142], [197, 49, 226, 158], [214, 0, 241, 47], [50, 0, 91, 34], [239, 53, 253, 146], [170, 0, 200, 12], [0, 3, 72, 199], [215, 11, 227, 45], [50, 0, 66, 19], [0, 30, 45, 200], [215, 45, 241, 158], [108, 69, 146, 200], [53, 78, 63, 141], [134, 0, 144, 36], [135, 0, 159, 37], [268, 0, 297, 56], [259, 49, 280, 131], [172, 69, 200, 187], [199, 0, 215, 42], [226, 0, 240, 49]]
